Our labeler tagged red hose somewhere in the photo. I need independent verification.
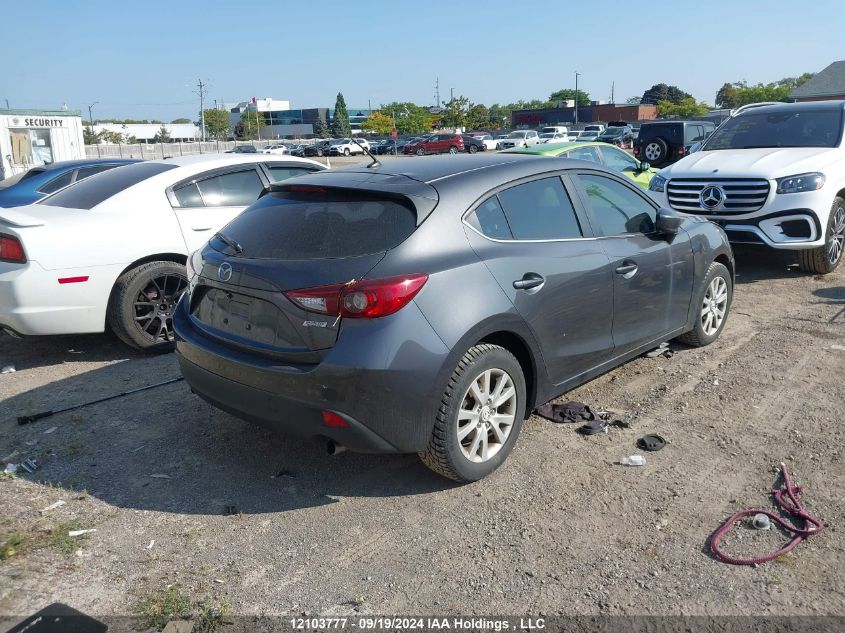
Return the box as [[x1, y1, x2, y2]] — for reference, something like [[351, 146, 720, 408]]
[[710, 463, 824, 565]]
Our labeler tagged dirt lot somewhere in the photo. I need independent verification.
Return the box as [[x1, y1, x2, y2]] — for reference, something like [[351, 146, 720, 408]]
[[1, 246, 843, 630]]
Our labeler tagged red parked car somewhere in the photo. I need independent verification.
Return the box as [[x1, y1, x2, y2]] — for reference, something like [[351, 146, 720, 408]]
[[403, 133, 465, 156]]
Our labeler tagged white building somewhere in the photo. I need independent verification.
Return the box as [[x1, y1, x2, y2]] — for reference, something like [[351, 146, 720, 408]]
[[1, 109, 85, 178], [92, 122, 200, 143]]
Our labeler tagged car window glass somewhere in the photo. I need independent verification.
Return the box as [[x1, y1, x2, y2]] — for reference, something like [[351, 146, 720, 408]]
[[196, 169, 263, 207], [601, 146, 638, 171], [37, 171, 74, 194], [578, 174, 656, 236], [565, 146, 602, 163], [466, 196, 512, 239], [497, 177, 582, 240], [267, 166, 317, 182], [173, 182, 203, 207], [75, 165, 117, 181], [685, 125, 705, 144], [40, 162, 177, 209]]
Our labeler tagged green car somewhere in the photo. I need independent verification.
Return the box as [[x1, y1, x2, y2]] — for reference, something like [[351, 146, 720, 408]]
[[501, 141, 657, 189]]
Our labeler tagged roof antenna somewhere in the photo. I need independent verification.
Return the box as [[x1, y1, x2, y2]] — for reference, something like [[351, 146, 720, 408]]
[[353, 137, 381, 169]]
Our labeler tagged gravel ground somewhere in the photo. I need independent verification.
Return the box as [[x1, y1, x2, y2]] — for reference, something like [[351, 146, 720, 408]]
[[0, 246, 843, 630]]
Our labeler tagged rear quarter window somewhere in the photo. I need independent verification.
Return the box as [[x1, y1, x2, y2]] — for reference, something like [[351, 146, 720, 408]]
[[39, 162, 177, 209], [214, 189, 418, 259]]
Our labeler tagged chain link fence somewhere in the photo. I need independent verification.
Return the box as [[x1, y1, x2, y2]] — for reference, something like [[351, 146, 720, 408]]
[[83, 138, 319, 159]]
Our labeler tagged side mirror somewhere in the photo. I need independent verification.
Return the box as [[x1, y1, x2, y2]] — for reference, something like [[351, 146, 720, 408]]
[[638, 160, 651, 172], [656, 208, 683, 236]]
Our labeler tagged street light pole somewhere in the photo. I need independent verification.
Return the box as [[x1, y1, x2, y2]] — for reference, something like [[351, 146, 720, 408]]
[[87, 101, 98, 129], [574, 72, 580, 126]]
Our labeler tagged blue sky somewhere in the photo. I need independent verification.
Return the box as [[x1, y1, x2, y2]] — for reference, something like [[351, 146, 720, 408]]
[[2, 0, 843, 120]]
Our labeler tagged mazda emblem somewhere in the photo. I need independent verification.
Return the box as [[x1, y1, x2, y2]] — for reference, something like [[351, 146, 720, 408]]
[[218, 262, 233, 282], [700, 185, 724, 210]]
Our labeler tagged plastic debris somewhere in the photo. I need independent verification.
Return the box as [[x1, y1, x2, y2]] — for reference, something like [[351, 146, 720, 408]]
[[146, 540, 155, 549], [831, 344, 845, 351], [4, 463, 18, 475], [20, 458, 38, 473], [645, 342, 673, 358], [43, 426, 58, 435], [636, 434, 666, 452], [40, 500, 66, 513], [68, 529, 96, 537], [1, 365, 16, 374], [752, 513, 771, 530], [620, 455, 646, 466]]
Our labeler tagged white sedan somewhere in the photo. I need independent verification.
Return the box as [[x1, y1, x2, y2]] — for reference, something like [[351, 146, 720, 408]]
[[0, 154, 325, 350]]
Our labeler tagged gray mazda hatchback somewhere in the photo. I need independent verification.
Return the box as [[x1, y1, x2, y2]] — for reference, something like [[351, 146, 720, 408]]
[[174, 154, 734, 482]]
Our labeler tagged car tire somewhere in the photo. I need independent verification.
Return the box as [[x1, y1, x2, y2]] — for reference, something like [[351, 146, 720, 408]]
[[643, 138, 668, 165], [343, 148, 350, 156], [448, 145, 459, 155], [316, 149, 323, 157], [797, 197, 845, 274], [416, 147, 425, 156], [419, 343, 526, 483], [107, 261, 188, 352], [468, 144, 478, 154], [676, 262, 732, 348]]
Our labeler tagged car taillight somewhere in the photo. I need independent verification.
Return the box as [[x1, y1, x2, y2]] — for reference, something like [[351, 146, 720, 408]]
[[0, 234, 26, 263], [677, 146, 686, 156], [284, 273, 428, 319], [633, 146, 640, 156]]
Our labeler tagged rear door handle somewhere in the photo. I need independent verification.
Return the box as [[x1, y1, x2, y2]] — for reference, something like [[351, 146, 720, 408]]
[[513, 273, 545, 290], [191, 225, 212, 231], [615, 260, 638, 278]]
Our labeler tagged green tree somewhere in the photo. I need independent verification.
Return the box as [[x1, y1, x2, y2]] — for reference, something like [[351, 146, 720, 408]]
[[465, 104, 490, 131], [99, 130, 123, 144], [641, 83, 692, 105], [549, 89, 590, 107], [331, 92, 351, 137], [313, 116, 330, 138], [236, 110, 265, 140], [360, 111, 393, 135], [171, 117, 191, 124], [625, 96, 642, 105], [657, 98, 710, 118], [83, 126, 99, 144], [379, 102, 435, 135], [153, 125, 171, 143], [440, 95, 471, 129], [715, 83, 740, 109], [487, 104, 510, 129], [203, 108, 230, 140]]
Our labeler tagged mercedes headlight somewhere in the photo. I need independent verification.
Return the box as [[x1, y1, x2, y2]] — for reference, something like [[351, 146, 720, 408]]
[[775, 173, 825, 194], [648, 174, 667, 193]]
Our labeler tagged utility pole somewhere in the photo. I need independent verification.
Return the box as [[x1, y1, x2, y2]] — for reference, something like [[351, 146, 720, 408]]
[[450, 87, 454, 102], [194, 79, 208, 142], [574, 72, 581, 126], [434, 77, 440, 108], [611, 81, 615, 104]]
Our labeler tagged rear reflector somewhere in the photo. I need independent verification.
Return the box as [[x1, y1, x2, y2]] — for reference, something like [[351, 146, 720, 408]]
[[284, 273, 428, 319], [0, 234, 26, 263], [321, 411, 348, 428], [58, 276, 89, 284]]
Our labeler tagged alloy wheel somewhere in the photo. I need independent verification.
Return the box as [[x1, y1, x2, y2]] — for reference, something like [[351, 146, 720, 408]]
[[644, 143, 661, 161], [133, 273, 188, 343], [456, 368, 517, 463], [827, 205, 845, 266], [701, 276, 728, 336]]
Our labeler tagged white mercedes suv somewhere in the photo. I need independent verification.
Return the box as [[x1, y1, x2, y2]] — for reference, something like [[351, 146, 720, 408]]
[[648, 101, 845, 274]]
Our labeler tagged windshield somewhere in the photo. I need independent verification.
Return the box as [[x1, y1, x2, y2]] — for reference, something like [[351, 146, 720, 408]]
[[507, 132, 525, 138], [540, 133, 556, 139], [704, 108, 844, 150], [603, 128, 624, 135]]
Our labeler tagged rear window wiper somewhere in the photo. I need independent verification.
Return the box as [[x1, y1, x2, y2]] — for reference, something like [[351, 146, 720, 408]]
[[214, 231, 243, 254]]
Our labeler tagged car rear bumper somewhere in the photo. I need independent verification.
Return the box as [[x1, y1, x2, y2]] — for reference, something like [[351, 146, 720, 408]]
[[0, 260, 115, 335], [173, 297, 452, 453]]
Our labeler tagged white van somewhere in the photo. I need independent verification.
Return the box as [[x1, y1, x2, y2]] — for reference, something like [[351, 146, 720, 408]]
[[540, 126, 569, 136]]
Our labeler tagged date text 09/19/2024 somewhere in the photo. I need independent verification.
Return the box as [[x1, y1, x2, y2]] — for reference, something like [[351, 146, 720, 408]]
[[290, 617, 546, 630]]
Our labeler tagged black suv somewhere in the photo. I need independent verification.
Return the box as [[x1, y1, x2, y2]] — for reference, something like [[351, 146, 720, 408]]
[[634, 120, 715, 167], [461, 134, 486, 153]]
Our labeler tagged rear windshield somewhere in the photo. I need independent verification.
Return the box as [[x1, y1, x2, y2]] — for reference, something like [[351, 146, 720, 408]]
[[212, 188, 418, 259], [704, 109, 843, 150], [39, 162, 177, 209], [639, 124, 681, 142]]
